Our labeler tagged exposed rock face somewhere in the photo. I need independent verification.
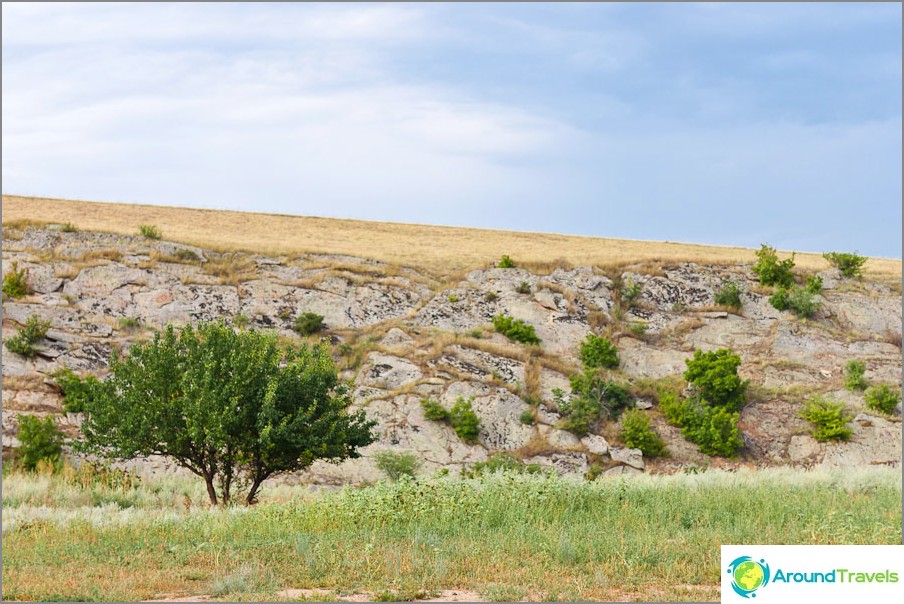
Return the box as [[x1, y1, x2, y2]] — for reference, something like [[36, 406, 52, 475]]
[[2, 226, 902, 483]]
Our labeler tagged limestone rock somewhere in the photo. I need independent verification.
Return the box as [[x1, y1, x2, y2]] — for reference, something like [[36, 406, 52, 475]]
[[581, 434, 609, 455], [609, 446, 644, 470]]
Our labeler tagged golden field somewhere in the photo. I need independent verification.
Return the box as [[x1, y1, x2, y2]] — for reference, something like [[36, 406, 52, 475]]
[[2, 194, 900, 280]]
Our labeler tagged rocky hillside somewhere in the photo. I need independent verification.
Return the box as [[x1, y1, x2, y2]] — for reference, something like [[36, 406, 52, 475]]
[[2, 225, 901, 484]]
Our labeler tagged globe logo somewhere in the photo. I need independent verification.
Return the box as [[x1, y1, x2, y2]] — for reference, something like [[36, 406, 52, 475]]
[[727, 556, 771, 598]]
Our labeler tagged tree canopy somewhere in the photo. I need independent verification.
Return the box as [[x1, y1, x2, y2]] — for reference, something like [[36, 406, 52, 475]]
[[80, 321, 376, 505]]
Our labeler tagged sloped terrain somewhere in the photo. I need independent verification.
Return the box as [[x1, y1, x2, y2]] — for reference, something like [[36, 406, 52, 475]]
[[2, 224, 901, 484]]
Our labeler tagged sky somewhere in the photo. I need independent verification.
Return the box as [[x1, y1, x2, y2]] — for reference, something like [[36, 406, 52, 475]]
[[2, 2, 901, 257]]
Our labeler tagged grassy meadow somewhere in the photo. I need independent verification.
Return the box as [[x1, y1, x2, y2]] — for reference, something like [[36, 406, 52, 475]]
[[2, 467, 901, 602], [3, 195, 901, 281]]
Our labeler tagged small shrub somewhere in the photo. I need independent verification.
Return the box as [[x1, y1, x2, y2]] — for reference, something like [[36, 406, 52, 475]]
[[233, 313, 250, 329], [449, 397, 481, 443], [4, 315, 51, 358], [16, 415, 64, 471], [515, 281, 532, 295], [621, 276, 642, 303], [579, 334, 619, 370], [752, 244, 796, 288], [769, 287, 791, 311], [800, 396, 852, 442], [805, 274, 823, 294], [138, 224, 162, 240], [448, 295, 459, 303], [823, 251, 867, 278], [659, 391, 700, 429], [557, 371, 633, 436], [293, 312, 325, 336], [864, 384, 901, 415], [692, 407, 743, 457], [620, 410, 667, 458], [464, 452, 542, 478], [61, 221, 78, 233], [626, 321, 648, 337], [519, 410, 535, 425], [484, 291, 499, 302], [174, 248, 201, 262], [683, 348, 748, 411], [421, 398, 451, 421], [492, 314, 541, 345], [117, 316, 141, 332], [497, 255, 516, 269], [2, 261, 29, 299], [374, 450, 421, 481], [843, 360, 868, 392], [53, 369, 102, 414], [714, 279, 743, 310], [786, 286, 820, 318]]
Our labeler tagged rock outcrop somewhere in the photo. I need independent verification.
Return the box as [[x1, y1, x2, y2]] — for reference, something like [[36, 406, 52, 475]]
[[2, 225, 901, 485]]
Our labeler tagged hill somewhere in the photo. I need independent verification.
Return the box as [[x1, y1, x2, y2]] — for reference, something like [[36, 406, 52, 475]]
[[3, 194, 901, 282]]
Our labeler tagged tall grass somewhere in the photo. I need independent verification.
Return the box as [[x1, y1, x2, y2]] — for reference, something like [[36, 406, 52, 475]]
[[2, 468, 900, 601]]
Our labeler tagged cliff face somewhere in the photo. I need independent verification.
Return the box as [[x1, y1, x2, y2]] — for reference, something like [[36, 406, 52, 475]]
[[2, 225, 901, 483]]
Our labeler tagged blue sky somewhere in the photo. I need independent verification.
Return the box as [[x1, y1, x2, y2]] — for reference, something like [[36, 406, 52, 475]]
[[3, 2, 901, 257]]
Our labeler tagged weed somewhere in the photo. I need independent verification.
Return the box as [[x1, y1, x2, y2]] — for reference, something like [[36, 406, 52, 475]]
[[60, 222, 78, 233], [5, 315, 51, 358], [844, 360, 868, 392], [421, 399, 451, 421], [801, 396, 852, 442], [2, 261, 30, 299], [579, 334, 618, 370], [714, 279, 743, 310], [449, 397, 481, 443], [620, 410, 667, 458], [447, 295, 459, 303], [138, 224, 162, 240], [515, 281, 532, 295], [484, 291, 499, 303], [864, 384, 901, 415], [497, 255, 516, 269], [492, 314, 540, 345], [519, 410, 535, 425], [752, 244, 796, 288], [374, 451, 421, 481], [294, 312, 325, 336]]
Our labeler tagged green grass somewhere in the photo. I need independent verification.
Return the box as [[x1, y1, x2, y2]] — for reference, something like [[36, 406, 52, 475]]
[[2, 468, 901, 602]]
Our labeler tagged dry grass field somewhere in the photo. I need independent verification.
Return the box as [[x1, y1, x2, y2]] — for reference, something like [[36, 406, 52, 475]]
[[3, 195, 900, 281]]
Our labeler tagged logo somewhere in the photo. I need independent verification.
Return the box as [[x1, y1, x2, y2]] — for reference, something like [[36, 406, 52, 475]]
[[727, 556, 771, 598]]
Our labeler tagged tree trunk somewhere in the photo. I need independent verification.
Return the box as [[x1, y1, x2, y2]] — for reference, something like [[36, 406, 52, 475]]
[[204, 474, 219, 506], [245, 475, 267, 505]]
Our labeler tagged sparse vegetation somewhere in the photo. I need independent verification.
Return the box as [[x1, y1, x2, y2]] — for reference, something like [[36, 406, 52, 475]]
[[800, 396, 853, 442], [138, 224, 162, 240], [514, 280, 532, 295], [805, 274, 823, 294], [233, 313, 250, 329], [497, 255, 516, 269], [4, 315, 51, 358], [824, 251, 868, 278], [15, 415, 64, 471], [864, 384, 901, 415], [374, 451, 421, 481], [492, 314, 541, 345], [844, 360, 868, 392], [714, 279, 743, 310], [447, 294, 460, 303], [579, 334, 619, 370], [519, 410, 535, 425], [60, 221, 78, 233], [620, 275, 642, 304], [2, 261, 30, 299], [293, 312, 325, 336], [752, 244, 796, 288], [484, 291, 499, 302], [620, 410, 667, 457], [173, 248, 201, 262], [117, 316, 141, 332]]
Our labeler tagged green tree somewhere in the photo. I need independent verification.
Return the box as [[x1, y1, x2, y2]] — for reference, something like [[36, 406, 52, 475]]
[[449, 397, 481, 443], [79, 321, 376, 505], [17, 415, 64, 471], [823, 251, 867, 279], [683, 348, 749, 411]]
